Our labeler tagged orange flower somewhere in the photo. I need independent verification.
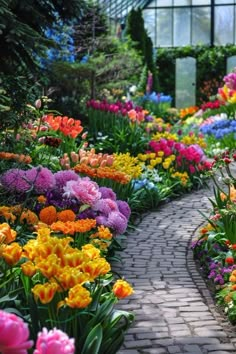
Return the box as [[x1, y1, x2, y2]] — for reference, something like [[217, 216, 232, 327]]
[[45, 115, 83, 138], [229, 274, 236, 283], [32, 282, 59, 304], [2, 242, 22, 265], [0, 223, 17, 244], [0, 206, 16, 222], [56, 268, 89, 290], [39, 206, 57, 225], [21, 260, 36, 277], [231, 284, 236, 291], [37, 195, 47, 204], [36, 254, 60, 278], [57, 210, 76, 222], [91, 225, 113, 240], [61, 250, 88, 267], [82, 244, 100, 259], [20, 210, 38, 225], [50, 219, 96, 235], [0, 152, 32, 164], [64, 284, 92, 308], [112, 279, 134, 299]]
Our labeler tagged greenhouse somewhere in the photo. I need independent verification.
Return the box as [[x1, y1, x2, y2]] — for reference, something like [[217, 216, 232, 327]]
[[0, 0, 236, 353]]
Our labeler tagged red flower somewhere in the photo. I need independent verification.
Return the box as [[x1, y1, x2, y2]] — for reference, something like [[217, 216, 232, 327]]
[[226, 256, 234, 265]]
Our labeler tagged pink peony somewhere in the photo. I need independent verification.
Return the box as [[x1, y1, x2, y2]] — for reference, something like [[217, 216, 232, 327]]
[[0, 310, 33, 354], [34, 328, 75, 354], [63, 178, 101, 206]]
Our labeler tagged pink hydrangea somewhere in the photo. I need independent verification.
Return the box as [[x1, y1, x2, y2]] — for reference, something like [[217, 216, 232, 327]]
[[0, 310, 33, 354], [63, 178, 101, 206], [34, 328, 75, 354]]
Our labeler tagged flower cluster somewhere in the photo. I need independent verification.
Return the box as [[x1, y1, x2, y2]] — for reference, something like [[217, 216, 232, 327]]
[[200, 99, 225, 112], [200, 118, 236, 139], [179, 106, 199, 120], [44, 115, 83, 139], [60, 148, 114, 169], [0, 151, 32, 164]]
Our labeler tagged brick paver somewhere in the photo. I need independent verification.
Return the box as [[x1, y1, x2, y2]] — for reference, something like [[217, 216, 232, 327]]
[[114, 185, 236, 354]]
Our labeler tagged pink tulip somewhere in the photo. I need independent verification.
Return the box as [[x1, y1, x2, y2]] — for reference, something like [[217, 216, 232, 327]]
[[0, 310, 33, 354], [34, 328, 75, 354]]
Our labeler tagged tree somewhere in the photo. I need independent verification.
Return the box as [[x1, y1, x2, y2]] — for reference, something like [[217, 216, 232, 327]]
[[0, 0, 86, 74]]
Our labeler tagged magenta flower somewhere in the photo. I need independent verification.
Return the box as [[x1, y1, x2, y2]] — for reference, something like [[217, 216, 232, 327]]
[[25, 167, 55, 194], [116, 200, 131, 220], [0, 310, 33, 354], [34, 328, 75, 354], [63, 178, 101, 206]]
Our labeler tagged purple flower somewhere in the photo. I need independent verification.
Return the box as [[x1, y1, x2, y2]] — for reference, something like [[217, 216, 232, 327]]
[[54, 170, 79, 191], [107, 211, 128, 235], [116, 200, 131, 220], [96, 215, 109, 227], [25, 167, 55, 194], [92, 198, 118, 216], [63, 178, 101, 206], [99, 187, 116, 201], [0, 168, 30, 193]]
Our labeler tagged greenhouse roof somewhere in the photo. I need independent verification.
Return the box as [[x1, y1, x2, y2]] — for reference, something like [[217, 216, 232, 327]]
[[96, 0, 149, 20]]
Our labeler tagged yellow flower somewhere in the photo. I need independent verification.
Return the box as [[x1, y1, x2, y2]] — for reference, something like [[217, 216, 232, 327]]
[[82, 244, 101, 259], [0, 223, 17, 244], [2, 242, 22, 265], [32, 282, 59, 304], [113, 279, 134, 299], [20, 209, 38, 225], [82, 258, 111, 279], [65, 284, 92, 308], [157, 151, 164, 157], [21, 260, 36, 277]]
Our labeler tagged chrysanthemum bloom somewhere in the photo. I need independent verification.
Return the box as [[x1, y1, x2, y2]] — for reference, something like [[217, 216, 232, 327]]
[[112, 279, 134, 299], [107, 211, 128, 235], [0, 310, 33, 354], [0, 223, 17, 244], [25, 167, 55, 194], [34, 327, 75, 354], [39, 206, 57, 225], [63, 179, 101, 206], [57, 210, 76, 222]]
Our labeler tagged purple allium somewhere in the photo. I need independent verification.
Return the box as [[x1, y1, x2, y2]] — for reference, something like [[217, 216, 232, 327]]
[[0, 168, 31, 193], [107, 211, 128, 235], [54, 170, 79, 191], [25, 167, 55, 194], [99, 187, 116, 201], [63, 178, 101, 206], [116, 200, 131, 220], [92, 198, 118, 216]]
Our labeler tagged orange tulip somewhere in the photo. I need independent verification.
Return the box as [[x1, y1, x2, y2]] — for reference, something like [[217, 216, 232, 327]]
[[113, 279, 134, 299], [2, 242, 22, 265], [32, 282, 59, 304], [64, 284, 92, 308]]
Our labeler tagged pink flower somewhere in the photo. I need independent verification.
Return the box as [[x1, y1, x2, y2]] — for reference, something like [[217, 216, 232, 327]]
[[34, 328, 75, 354], [107, 211, 128, 235], [63, 178, 101, 206], [0, 310, 33, 354]]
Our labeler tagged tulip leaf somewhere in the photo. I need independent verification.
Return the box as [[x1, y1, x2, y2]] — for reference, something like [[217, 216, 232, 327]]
[[79, 204, 90, 213], [81, 323, 103, 354]]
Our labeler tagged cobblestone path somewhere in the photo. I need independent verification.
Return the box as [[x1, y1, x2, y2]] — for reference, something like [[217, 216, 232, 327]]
[[114, 186, 236, 354]]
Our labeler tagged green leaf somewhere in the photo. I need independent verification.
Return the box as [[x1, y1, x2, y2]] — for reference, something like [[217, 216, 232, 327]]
[[81, 323, 103, 354]]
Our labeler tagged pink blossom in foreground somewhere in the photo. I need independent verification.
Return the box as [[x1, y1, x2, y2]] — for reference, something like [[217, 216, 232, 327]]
[[34, 328, 75, 354], [63, 178, 101, 206], [0, 310, 33, 354]]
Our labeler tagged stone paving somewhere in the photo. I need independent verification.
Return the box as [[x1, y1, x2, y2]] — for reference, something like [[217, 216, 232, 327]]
[[113, 185, 236, 354]]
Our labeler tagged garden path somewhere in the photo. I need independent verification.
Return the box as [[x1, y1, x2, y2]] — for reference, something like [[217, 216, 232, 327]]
[[114, 184, 236, 354]]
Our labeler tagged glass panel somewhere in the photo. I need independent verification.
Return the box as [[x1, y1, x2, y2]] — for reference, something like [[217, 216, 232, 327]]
[[215, 5, 234, 45], [174, 0, 191, 5], [227, 56, 236, 73], [143, 9, 156, 46], [175, 57, 196, 109], [192, 7, 211, 45], [156, 0, 172, 6], [146, 0, 157, 6], [215, 0, 235, 3], [156, 9, 172, 46], [174, 8, 190, 46], [192, 0, 210, 4]]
